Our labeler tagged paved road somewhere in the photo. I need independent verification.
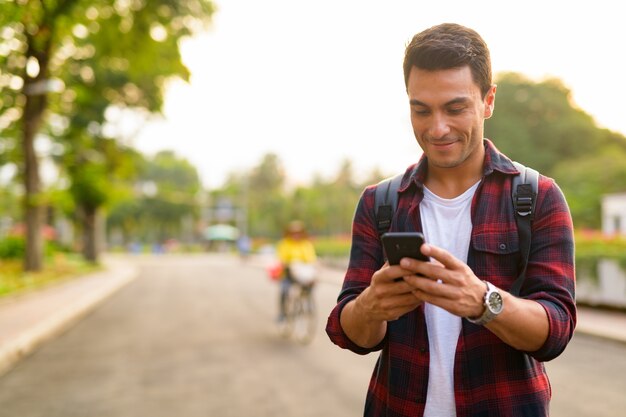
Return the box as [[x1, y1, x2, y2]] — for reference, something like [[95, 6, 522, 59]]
[[0, 254, 624, 417]]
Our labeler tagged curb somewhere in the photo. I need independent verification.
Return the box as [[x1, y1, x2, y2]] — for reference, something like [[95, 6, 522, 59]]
[[0, 261, 138, 377]]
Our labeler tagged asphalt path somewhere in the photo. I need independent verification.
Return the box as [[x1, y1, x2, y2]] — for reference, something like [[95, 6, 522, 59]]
[[0, 254, 624, 417]]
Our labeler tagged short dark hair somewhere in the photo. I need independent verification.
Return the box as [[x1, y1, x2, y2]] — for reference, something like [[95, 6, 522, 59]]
[[403, 23, 492, 97]]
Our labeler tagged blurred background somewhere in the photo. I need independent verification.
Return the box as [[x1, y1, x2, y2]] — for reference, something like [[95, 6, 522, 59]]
[[2, 0, 626, 274], [3, 0, 626, 296], [1, 0, 626, 416]]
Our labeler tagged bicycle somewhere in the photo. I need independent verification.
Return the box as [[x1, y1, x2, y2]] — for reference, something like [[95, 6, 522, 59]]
[[280, 281, 317, 345]]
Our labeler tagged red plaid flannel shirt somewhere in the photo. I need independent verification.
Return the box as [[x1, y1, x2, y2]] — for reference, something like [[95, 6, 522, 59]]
[[326, 139, 576, 417]]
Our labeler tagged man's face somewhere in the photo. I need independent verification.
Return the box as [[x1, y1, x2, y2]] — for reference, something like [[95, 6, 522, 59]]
[[406, 66, 495, 170]]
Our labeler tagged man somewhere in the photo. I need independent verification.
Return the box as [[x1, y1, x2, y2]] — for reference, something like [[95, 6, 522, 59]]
[[326, 23, 576, 417]]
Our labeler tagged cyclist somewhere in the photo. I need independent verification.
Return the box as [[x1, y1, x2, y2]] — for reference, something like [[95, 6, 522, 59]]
[[276, 220, 317, 323]]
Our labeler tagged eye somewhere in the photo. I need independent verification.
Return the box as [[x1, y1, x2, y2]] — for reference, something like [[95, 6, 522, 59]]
[[447, 107, 465, 115], [412, 108, 430, 116]]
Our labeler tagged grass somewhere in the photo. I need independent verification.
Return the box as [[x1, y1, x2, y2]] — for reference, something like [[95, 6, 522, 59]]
[[0, 253, 101, 299]]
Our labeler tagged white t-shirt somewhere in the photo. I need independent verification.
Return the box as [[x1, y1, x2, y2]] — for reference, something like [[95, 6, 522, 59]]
[[420, 181, 480, 417]]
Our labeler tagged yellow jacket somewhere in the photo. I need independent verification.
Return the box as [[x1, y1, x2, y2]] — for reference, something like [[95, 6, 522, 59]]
[[277, 237, 317, 264]]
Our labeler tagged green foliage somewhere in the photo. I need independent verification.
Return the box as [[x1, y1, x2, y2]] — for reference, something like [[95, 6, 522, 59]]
[[486, 72, 626, 228], [487, 73, 610, 175], [106, 150, 202, 244], [0, 182, 21, 220], [0, 236, 68, 260], [214, 153, 369, 240], [313, 235, 352, 258], [0, 236, 25, 260], [145, 151, 201, 195], [575, 231, 626, 282], [553, 146, 626, 227], [68, 162, 109, 210], [0, 0, 215, 266], [246, 154, 288, 237]]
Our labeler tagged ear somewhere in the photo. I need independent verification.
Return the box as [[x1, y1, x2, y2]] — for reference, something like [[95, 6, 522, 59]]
[[483, 84, 497, 119]]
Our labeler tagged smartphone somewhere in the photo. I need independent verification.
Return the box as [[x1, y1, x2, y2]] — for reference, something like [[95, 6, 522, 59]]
[[381, 232, 429, 265]]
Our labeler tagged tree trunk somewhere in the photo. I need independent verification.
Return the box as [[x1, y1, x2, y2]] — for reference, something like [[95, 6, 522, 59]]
[[81, 205, 99, 264], [22, 77, 47, 272], [21, 23, 53, 271]]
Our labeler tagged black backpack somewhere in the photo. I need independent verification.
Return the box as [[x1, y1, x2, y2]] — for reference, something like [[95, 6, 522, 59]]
[[374, 161, 538, 296]]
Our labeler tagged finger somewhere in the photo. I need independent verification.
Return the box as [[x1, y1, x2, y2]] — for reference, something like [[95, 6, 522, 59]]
[[371, 263, 396, 284], [410, 289, 458, 313], [378, 264, 420, 284], [369, 276, 418, 305], [398, 257, 448, 283], [404, 274, 458, 299], [419, 244, 465, 270]]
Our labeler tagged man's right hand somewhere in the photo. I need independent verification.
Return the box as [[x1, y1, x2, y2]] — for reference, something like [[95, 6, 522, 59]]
[[357, 263, 424, 321], [339, 263, 423, 348]]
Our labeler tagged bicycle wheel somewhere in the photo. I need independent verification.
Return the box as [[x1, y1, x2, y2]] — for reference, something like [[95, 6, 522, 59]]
[[290, 289, 316, 345], [281, 285, 299, 338]]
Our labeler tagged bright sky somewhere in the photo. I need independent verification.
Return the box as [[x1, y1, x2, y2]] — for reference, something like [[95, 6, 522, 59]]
[[131, 0, 626, 189]]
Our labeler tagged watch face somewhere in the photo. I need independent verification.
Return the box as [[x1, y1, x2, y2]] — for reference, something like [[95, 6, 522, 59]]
[[487, 292, 503, 314]]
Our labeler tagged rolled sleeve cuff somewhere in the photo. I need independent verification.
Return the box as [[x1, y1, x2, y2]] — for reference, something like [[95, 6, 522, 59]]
[[326, 295, 385, 355], [526, 299, 575, 362]]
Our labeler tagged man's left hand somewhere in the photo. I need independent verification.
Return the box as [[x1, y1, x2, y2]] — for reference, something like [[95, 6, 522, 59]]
[[399, 243, 485, 318]]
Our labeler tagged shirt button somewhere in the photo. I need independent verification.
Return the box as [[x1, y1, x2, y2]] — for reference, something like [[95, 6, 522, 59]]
[[419, 346, 427, 353], [499, 243, 507, 251]]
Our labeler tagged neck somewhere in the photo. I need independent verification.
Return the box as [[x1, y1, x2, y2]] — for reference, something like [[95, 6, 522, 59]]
[[425, 155, 484, 199]]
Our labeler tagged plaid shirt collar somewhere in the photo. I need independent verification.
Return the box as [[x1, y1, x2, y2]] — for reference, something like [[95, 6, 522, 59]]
[[398, 138, 519, 193]]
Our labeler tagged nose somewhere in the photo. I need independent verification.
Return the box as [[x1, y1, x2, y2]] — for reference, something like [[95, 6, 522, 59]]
[[428, 112, 451, 139]]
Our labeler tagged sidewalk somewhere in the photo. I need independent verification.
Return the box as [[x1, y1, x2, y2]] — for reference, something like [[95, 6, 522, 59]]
[[574, 305, 626, 344], [0, 256, 624, 378], [0, 257, 138, 376]]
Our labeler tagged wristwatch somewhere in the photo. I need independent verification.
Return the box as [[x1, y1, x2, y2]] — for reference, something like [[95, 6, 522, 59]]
[[466, 281, 503, 325]]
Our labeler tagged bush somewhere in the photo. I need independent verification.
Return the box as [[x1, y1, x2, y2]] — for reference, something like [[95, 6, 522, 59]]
[[575, 230, 626, 282], [313, 235, 352, 258], [0, 237, 26, 260], [0, 236, 73, 260]]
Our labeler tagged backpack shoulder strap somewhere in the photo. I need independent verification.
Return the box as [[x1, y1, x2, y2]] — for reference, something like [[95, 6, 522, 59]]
[[510, 161, 539, 296], [374, 173, 403, 237]]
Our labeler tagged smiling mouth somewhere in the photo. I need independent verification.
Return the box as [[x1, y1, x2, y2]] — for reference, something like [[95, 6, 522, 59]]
[[431, 141, 456, 148]]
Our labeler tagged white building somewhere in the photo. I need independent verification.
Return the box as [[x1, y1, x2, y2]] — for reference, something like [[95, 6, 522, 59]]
[[602, 192, 626, 236]]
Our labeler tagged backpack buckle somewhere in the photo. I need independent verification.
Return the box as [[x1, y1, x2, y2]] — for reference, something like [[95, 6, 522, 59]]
[[514, 184, 535, 217]]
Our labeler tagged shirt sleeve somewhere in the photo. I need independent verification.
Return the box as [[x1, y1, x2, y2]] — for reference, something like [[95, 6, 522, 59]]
[[325, 186, 387, 354], [521, 177, 577, 361]]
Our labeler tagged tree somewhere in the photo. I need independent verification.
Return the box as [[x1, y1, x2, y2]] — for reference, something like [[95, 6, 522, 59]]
[[107, 150, 201, 246], [552, 146, 626, 228], [486, 72, 626, 177], [0, 0, 214, 269], [485, 72, 626, 228], [59, 136, 140, 262], [214, 154, 381, 238], [316, 159, 362, 235], [247, 153, 288, 237]]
